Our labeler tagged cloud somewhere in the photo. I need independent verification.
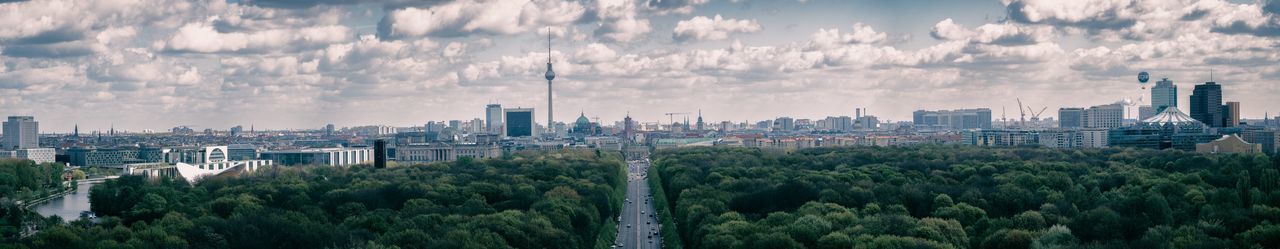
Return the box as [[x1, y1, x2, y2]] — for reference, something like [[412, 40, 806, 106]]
[[240, 0, 449, 9], [573, 43, 619, 64], [164, 22, 351, 53], [930, 19, 1054, 45], [1005, 0, 1140, 30], [376, 0, 585, 39], [592, 0, 652, 42], [2, 41, 105, 58], [643, 0, 709, 15], [672, 15, 762, 42], [809, 22, 887, 48], [972, 22, 1055, 45], [931, 18, 975, 40], [1207, 1, 1280, 37]]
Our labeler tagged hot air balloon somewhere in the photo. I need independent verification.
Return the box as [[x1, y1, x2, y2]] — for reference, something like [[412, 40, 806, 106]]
[[1138, 71, 1150, 89]]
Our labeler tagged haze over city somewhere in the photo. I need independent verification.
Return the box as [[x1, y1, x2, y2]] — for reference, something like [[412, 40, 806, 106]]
[[2, 0, 1279, 132]]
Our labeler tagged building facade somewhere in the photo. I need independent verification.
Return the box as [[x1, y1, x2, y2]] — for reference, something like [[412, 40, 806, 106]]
[[397, 143, 501, 164], [1242, 129, 1279, 154], [1058, 108, 1084, 128], [2, 116, 38, 150], [1084, 103, 1123, 129], [962, 130, 1039, 147], [0, 148, 55, 164], [1190, 81, 1223, 127], [913, 108, 992, 130], [1196, 135, 1262, 154], [259, 147, 372, 166], [1151, 78, 1177, 113], [505, 108, 534, 137], [67, 147, 156, 167], [1224, 101, 1240, 127]]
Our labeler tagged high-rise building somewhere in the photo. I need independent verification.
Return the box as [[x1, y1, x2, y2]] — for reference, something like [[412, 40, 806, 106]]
[[856, 116, 879, 130], [1224, 101, 1240, 127], [912, 109, 992, 130], [1058, 108, 1085, 128], [2, 116, 38, 150], [1084, 103, 1124, 129], [485, 104, 503, 133], [1151, 78, 1177, 113], [470, 118, 485, 133], [504, 108, 534, 137], [1190, 81, 1223, 127], [823, 116, 853, 132], [774, 117, 795, 131]]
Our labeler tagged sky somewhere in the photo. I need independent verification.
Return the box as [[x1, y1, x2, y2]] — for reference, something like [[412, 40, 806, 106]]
[[2, 0, 1279, 133]]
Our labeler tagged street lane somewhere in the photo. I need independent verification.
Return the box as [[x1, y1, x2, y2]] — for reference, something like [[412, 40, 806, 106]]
[[614, 159, 661, 249]]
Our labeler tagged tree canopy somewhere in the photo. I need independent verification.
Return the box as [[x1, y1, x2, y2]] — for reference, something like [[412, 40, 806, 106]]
[[6, 150, 626, 249], [650, 146, 1280, 249]]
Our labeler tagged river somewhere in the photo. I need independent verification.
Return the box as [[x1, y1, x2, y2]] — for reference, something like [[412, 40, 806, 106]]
[[33, 180, 98, 221]]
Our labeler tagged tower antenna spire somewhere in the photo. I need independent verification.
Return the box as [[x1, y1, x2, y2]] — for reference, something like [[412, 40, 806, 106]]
[[547, 28, 551, 63], [543, 27, 557, 137]]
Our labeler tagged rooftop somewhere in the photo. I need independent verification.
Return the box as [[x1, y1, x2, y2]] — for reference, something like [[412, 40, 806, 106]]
[[1141, 108, 1203, 126]]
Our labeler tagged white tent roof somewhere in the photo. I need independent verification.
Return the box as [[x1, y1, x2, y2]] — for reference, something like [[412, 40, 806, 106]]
[[1142, 107, 1204, 125]]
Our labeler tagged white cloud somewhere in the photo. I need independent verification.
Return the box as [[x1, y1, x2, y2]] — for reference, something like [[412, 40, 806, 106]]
[[592, 0, 652, 42], [1, 0, 1278, 131], [377, 0, 585, 39], [165, 22, 351, 53], [573, 43, 619, 64], [672, 15, 762, 42], [931, 18, 975, 40], [809, 23, 887, 48]]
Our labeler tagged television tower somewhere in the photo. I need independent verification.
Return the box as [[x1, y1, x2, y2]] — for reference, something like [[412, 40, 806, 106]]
[[544, 28, 556, 135]]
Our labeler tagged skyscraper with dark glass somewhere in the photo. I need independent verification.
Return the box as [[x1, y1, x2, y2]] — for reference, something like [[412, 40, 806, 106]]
[[504, 108, 534, 137], [1190, 81, 1223, 127]]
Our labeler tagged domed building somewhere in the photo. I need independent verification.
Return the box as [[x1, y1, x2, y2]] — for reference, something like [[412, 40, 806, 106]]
[[1110, 108, 1219, 150], [570, 112, 599, 138]]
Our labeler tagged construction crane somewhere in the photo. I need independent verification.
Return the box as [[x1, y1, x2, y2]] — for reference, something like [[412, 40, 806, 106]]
[[1017, 98, 1026, 128], [1001, 106, 1007, 128], [664, 112, 689, 130], [1028, 106, 1048, 121]]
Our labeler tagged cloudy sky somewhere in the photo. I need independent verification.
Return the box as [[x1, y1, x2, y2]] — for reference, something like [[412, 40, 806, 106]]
[[2, 0, 1279, 132]]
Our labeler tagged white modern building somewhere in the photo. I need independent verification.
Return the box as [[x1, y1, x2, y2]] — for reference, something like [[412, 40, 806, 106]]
[[1081, 129, 1109, 148], [260, 147, 373, 166], [2, 116, 38, 150], [0, 148, 54, 164], [1084, 103, 1124, 129]]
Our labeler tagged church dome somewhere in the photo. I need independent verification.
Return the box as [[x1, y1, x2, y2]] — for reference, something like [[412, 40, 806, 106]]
[[575, 113, 590, 125]]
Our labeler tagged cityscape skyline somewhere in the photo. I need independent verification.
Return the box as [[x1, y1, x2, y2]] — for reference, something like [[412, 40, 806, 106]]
[[2, 0, 1280, 132]]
